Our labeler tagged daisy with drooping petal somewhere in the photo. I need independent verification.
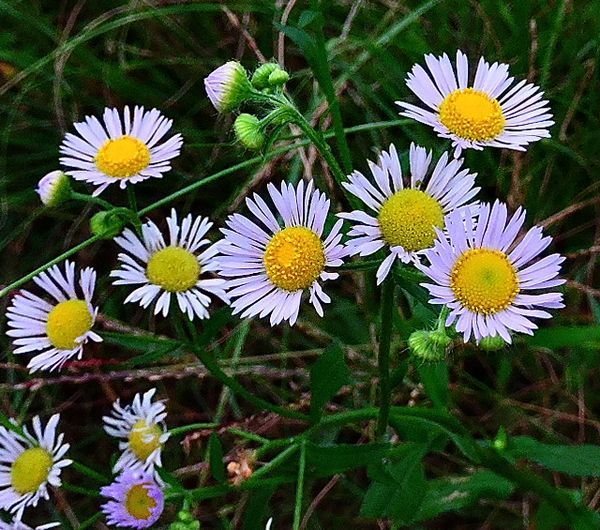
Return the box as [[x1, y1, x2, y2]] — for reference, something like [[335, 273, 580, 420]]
[[110, 209, 229, 320], [0, 415, 71, 519], [0, 518, 60, 530], [103, 388, 169, 478], [216, 180, 347, 326], [339, 143, 479, 284], [397, 50, 554, 156], [100, 470, 164, 529], [59, 106, 183, 196], [419, 201, 565, 343], [6, 260, 102, 372]]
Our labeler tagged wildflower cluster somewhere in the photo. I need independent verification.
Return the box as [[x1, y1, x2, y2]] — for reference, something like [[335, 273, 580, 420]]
[[1, 50, 565, 527]]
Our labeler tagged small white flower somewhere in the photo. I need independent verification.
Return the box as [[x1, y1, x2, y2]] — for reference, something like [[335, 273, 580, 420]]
[[6, 260, 102, 372], [204, 61, 253, 112], [216, 180, 347, 326], [397, 50, 554, 156], [339, 143, 479, 284], [110, 209, 229, 320], [0, 414, 72, 519], [103, 388, 169, 479], [419, 201, 565, 343], [59, 106, 183, 196], [36, 171, 71, 207]]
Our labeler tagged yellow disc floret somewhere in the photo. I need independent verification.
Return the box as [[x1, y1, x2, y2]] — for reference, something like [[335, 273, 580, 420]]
[[11, 447, 53, 494], [95, 135, 151, 178], [450, 248, 519, 315], [129, 419, 163, 461], [46, 299, 93, 350], [377, 189, 444, 251], [439, 88, 505, 141], [125, 483, 156, 520], [146, 247, 200, 292], [264, 226, 325, 291]]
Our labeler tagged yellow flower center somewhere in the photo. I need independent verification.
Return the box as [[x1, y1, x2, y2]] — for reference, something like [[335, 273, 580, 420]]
[[377, 189, 444, 251], [450, 248, 519, 315], [95, 135, 151, 178], [11, 447, 53, 494], [46, 299, 93, 350], [129, 419, 163, 461], [125, 483, 156, 520], [264, 226, 325, 291], [146, 247, 200, 292], [439, 88, 506, 141]]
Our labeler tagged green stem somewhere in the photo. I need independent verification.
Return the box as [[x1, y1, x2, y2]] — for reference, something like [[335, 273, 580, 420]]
[[168, 422, 219, 437], [71, 192, 114, 210], [62, 482, 100, 497], [127, 186, 138, 215], [252, 444, 299, 480], [376, 277, 394, 440], [78, 512, 103, 530], [190, 344, 310, 422], [71, 460, 109, 483], [292, 442, 307, 530], [0, 234, 103, 297], [289, 109, 347, 187]]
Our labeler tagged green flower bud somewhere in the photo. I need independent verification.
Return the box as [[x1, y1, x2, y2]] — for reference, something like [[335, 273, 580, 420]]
[[493, 426, 508, 451], [204, 61, 253, 113], [408, 329, 451, 362], [89, 209, 128, 239], [251, 63, 280, 89], [267, 68, 290, 87], [479, 335, 508, 351], [36, 170, 72, 207], [234, 113, 265, 150]]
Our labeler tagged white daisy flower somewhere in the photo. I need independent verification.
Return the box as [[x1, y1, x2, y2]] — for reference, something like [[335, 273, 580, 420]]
[[339, 143, 479, 284], [0, 518, 59, 530], [418, 201, 565, 343], [6, 260, 102, 372], [216, 180, 346, 326], [397, 50, 554, 156], [0, 415, 72, 519], [59, 106, 183, 196], [102, 388, 170, 478], [36, 171, 71, 207], [110, 208, 229, 320]]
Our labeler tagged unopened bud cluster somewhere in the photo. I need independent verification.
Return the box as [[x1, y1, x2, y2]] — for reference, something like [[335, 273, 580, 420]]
[[204, 61, 292, 151]]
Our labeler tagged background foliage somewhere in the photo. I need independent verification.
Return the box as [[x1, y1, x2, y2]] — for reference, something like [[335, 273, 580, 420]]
[[1, 0, 600, 528]]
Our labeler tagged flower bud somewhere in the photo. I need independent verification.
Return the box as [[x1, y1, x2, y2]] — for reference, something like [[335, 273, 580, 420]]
[[36, 170, 72, 207], [204, 61, 253, 113], [251, 63, 280, 89], [90, 210, 128, 239], [493, 426, 508, 451], [408, 329, 451, 362], [479, 335, 508, 351], [267, 68, 289, 87], [234, 113, 265, 150]]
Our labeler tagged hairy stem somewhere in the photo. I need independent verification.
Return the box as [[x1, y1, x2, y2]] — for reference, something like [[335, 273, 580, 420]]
[[376, 277, 394, 439]]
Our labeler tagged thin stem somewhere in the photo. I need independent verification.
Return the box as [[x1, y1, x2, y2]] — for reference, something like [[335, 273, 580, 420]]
[[292, 441, 307, 530], [168, 422, 219, 437], [71, 192, 114, 210], [127, 186, 138, 215], [190, 344, 310, 422], [376, 277, 394, 440], [0, 234, 103, 297], [252, 444, 299, 480], [71, 460, 109, 483]]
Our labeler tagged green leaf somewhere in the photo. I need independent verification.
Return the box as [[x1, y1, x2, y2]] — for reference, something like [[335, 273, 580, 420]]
[[309, 342, 351, 421], [208, 433, 226, 484], [524, 326, 600, 348], [509, 436, 600, 476], [417, 361, 450, 409], [360, 444, 428, 522], [242, 484, 276, 530], [306, 442, 390, 476], [415, 471, 514, 521]]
